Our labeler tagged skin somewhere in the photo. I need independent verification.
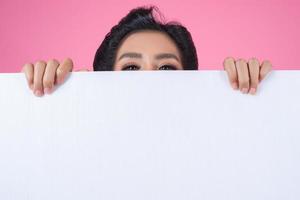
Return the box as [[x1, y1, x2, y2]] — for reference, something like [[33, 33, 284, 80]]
[[22, 30, 272, 97]]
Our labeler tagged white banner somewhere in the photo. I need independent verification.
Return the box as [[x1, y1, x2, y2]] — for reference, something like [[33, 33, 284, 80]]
[[0, 71, 299, 200]]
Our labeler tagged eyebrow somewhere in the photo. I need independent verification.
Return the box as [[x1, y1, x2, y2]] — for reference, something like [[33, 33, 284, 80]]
[[155, 53, 179, 61], [118, 53, 142, 61], [118, 52, 180, 62]]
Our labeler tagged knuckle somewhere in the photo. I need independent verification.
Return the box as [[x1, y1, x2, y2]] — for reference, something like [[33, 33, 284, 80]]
[[223, 56, 235, 65], [224, 56, 235, 62], [22, 63, 33, 73], [47, 59, 59, 66], [63, 57, 73, 66], [263, 60, 272, 67], [65, 57, 73, 63], [236, 58, 247, 64], [236, 60, 248, 71], [35, 60, 46, 66], [23, 63, 32, 69], [66, 58, 74, 70], [248, 57, 259, 64]]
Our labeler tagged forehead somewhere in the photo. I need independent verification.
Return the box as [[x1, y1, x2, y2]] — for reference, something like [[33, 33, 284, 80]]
[[116, 30, 180, 56]]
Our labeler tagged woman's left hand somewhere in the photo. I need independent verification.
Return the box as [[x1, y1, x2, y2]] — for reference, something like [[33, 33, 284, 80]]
[[223, 57, 272, 95]]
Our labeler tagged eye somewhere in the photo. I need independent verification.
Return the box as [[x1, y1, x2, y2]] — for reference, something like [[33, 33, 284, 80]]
[[122, 65, 140, 71], [158, 65, 177, 70]]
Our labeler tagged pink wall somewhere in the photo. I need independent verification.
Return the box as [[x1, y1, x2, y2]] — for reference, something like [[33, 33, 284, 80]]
[[0, 0, 299, 73]]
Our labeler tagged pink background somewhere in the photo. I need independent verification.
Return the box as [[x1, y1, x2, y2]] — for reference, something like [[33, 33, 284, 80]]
[[0, 0, 299, 73]]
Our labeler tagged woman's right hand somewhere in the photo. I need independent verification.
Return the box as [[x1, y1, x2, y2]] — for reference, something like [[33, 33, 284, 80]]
[[21, 58, 74, 97]]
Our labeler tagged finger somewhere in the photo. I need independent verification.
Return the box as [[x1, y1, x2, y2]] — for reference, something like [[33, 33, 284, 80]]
[[43, 59, 59, 94], [33, 61, 47, 96], [223, 57, 238, 90], [55, 58, 73, 84], [22, 63, 34, 90], [235, 59, 250, 94], [76, 68, 90, 72], [259, 60, 272, 82], [248, 58, 260, 95]]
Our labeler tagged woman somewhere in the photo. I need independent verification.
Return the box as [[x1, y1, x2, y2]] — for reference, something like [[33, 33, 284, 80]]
[[21, 6, 272, 97]]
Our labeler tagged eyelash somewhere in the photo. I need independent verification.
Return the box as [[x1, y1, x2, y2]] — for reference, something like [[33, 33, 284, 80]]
[[158, 65, 177, 70], [122, 64, 140, 71], [121, 64, 178, 71]]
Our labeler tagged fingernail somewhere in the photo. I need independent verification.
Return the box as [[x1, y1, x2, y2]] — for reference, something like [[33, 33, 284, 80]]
[[34, 90, 43, 97], [44, 87, 52, 94], [232, 82, 238, 90], [249, 87, 256, 95], [242, 88, 248, 94]]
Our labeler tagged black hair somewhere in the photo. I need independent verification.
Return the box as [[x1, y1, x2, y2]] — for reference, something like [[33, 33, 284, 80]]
[[93, 6, 198, 71]]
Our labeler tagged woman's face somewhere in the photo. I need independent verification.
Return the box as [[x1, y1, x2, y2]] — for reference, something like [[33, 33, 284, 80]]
[[114, 30, 183, 71]]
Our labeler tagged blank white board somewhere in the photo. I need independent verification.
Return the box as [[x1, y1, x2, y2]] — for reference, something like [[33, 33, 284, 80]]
[[0, 71, 299, 200]]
